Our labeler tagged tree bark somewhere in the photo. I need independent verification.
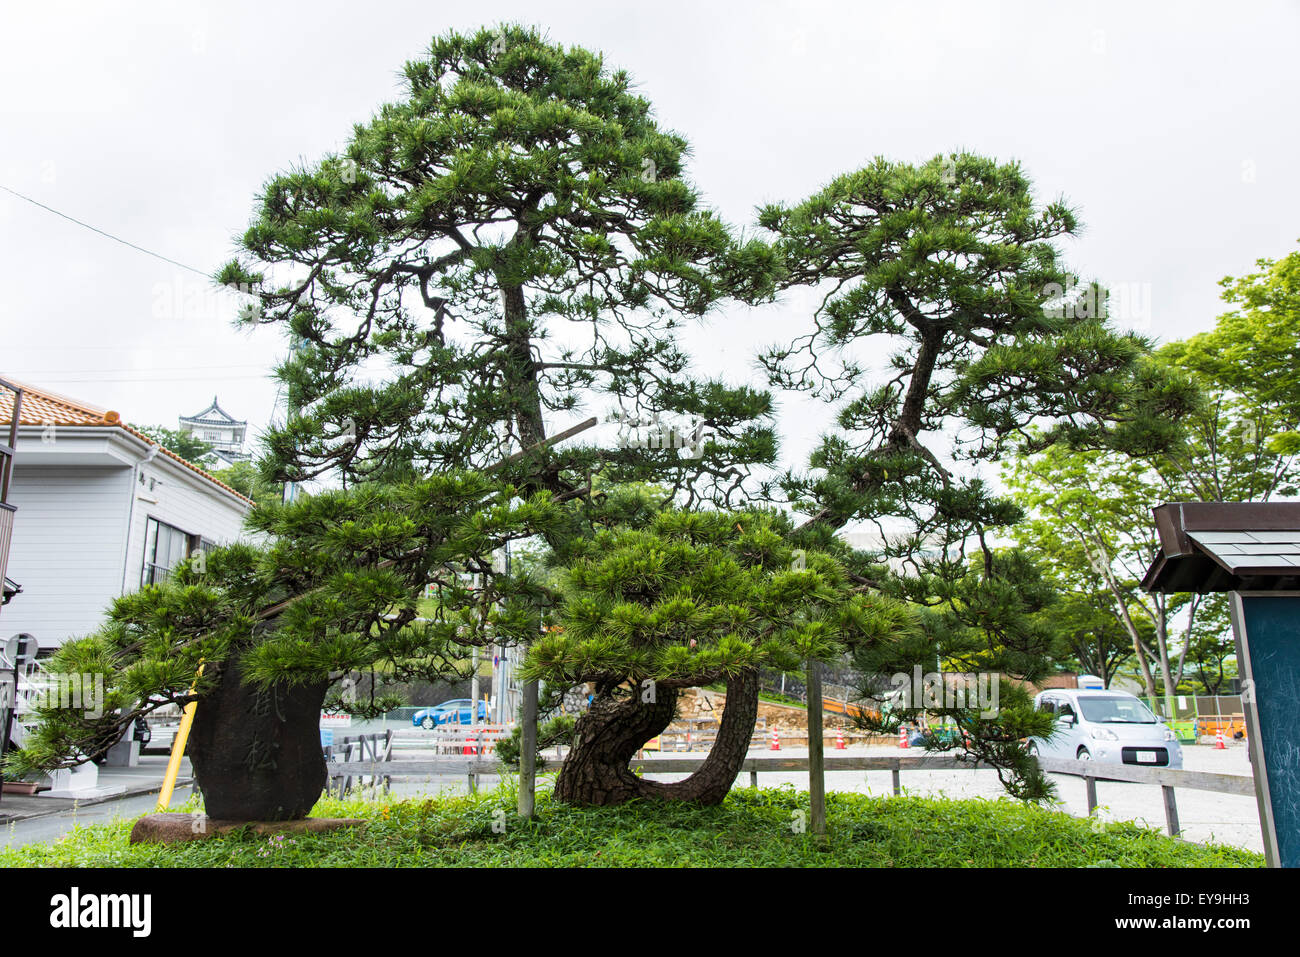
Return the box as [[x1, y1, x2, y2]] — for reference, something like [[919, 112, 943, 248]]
[[798, 322, 945, 533], [187, 650, 328, 822], [553, 669, 760, 806]]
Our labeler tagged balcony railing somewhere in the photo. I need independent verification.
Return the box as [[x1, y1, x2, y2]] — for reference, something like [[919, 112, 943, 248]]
[[0, 377, 20, 505], [0, 503, 13, 593], [1, 378, 23, 604]]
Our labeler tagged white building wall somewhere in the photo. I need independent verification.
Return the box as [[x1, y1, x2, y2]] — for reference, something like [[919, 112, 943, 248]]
[[121, 454, 253, 593], [1, 430, 255, 649], [0, 465, 134, 645]]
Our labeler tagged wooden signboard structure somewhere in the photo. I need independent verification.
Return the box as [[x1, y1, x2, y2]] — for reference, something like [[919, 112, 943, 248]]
[[1142, 501, 1300, 868]]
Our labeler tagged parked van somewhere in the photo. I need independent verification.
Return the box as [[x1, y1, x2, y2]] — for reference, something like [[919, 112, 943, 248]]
[[1028, 688, 1184, 769]]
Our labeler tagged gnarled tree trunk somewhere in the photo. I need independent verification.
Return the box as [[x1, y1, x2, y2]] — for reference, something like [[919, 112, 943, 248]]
[[187, 650, 328, 821], [554, 669, 760, 806]]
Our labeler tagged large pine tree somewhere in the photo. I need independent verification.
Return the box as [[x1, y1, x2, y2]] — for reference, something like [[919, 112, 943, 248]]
[[757, 153, 1199, 792], [188, 25, 778, 814], [220, 24, 775, 503], [523, 505, 916, 805], [11, 474, 556, 820]]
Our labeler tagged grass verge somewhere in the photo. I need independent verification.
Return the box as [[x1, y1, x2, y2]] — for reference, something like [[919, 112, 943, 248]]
[[0, 785, 1261, 868]]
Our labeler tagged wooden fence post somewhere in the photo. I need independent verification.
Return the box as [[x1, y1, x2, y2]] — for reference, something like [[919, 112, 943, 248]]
[[518, 677, 539, 819], [1162, 785, 1180, 837], [807, 659, 827, 843]]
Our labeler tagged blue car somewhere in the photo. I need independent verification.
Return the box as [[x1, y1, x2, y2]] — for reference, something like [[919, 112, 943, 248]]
[[412, 699, 488, 729]]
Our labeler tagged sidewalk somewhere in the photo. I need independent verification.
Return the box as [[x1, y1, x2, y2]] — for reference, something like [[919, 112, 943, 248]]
[[0, 756, 191, 824]]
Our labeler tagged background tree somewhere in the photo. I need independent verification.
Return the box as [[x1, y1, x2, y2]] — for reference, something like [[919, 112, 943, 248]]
[[1183, 594, 1235, 694], [1003, 443, 1192, 700], [753, 152, 1195, 774], [132, 424, 215, 464], [1160, 242, 1300, 456], [210, 460, 282, 506], [1005, 263, 1300, 703], [1037, 589, 1136, 689]]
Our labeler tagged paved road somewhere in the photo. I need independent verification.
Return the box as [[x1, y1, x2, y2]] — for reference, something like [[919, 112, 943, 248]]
[[2, 785, 195, 849]]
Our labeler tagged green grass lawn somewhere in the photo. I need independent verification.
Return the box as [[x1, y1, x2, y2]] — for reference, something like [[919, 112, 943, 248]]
[[1, 784, 1262, 868]]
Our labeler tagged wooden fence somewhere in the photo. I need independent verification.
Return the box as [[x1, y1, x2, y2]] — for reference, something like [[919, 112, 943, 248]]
[[322, 746, 1253, 838], [324, 731, 393, 796]]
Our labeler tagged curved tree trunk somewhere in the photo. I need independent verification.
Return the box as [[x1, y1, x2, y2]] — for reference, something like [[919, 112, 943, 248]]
[[552, 684, 680, 806], [554, 669, 760, 806], [187, 650, 328, 821]]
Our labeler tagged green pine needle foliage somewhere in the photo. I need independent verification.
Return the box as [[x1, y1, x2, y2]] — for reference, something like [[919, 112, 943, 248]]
[[5, 473, 557, 777]]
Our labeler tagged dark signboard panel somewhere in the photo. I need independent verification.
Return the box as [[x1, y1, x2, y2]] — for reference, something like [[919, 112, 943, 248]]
[[1232, 592, 1300, 868]]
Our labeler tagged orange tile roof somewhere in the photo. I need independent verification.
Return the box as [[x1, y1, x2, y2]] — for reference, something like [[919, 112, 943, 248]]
[[0, 377, 254, 506]]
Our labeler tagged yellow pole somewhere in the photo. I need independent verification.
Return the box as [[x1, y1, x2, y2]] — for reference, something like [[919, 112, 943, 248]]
[[156, 660, 204, 811]]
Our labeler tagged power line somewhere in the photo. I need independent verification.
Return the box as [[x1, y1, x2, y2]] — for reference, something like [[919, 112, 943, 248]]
[[24, 374, 274, 385], [11, 364, 271, 374], [0, 183, 210, 278]]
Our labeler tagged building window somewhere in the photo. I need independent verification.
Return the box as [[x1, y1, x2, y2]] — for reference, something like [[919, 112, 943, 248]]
[[142, 517, 200, 588]]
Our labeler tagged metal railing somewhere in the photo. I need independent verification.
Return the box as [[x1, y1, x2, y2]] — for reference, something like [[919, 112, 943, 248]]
[[0, 377, 21, 506], [0, 379, 23, 616]]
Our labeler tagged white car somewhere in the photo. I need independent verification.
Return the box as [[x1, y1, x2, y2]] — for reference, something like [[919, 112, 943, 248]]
[[1028, 688, 1183, 769]]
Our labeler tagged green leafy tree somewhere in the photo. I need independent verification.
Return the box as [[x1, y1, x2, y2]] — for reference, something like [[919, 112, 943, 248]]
[[1037, 590, 1136, 688], [1184, 595, 1235, 694], [132, 425, 215, 463], [1006, 263, 1300, 702], [1003, 443, 1194, 700], [1161, 242, 1300, 455], [210, 460, 281, 506], [1153, 245, 1300, 497]]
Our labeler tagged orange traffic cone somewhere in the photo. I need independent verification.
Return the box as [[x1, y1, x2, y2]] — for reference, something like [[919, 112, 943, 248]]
[[464, 733, 477, 756], [1215, 730, 1226, 750], [899, 725, 909, 749], [769, 727, 780, 751], [835, 727, 846, 750]]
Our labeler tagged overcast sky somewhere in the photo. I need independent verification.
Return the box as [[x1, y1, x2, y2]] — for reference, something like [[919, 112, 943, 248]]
[[2, 0, 1297, 487]]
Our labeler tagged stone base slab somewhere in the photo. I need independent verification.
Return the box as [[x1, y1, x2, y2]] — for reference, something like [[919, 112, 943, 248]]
[[129, 812, 365, 844]]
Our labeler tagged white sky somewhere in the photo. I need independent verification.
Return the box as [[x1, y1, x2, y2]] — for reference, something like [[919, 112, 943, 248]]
[[2, 0, 1297, 489]]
